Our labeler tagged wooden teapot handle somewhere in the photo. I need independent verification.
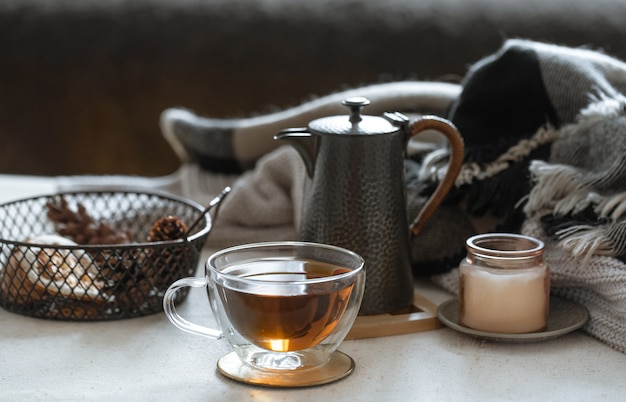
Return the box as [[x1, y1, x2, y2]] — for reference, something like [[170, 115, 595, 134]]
[[408, 116, 465, 237]]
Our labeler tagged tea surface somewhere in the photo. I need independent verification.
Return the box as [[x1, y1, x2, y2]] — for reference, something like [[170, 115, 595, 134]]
[[218, 258, 353, 351]]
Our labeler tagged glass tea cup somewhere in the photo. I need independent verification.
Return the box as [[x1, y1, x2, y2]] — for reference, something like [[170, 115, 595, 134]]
[[163, 241, 365, 386]]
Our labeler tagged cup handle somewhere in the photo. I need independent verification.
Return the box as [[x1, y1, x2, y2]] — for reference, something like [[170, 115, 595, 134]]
[[408, 115, 465, 237], [162, 276, 223, 339]]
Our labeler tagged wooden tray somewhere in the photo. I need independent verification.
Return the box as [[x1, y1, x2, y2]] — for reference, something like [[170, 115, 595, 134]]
[[346, 289, 443, 339]]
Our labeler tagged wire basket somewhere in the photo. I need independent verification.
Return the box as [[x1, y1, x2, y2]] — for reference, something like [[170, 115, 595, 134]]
[[0, 190, 213, 321]]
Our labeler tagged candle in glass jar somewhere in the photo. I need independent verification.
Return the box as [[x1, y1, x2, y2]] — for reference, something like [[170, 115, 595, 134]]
[[459, 233, 550, 334]]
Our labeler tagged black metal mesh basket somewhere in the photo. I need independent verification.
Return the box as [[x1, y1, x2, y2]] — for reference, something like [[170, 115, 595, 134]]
[[0, 191, 212, 321]]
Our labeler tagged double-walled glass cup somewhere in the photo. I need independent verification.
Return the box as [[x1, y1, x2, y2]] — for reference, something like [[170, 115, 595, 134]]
[[163, 241, 365, 386]]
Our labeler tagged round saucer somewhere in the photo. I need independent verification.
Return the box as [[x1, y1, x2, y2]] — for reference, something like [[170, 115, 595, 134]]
[[437, 296, 589, 343], [217, 350, 355, 388]]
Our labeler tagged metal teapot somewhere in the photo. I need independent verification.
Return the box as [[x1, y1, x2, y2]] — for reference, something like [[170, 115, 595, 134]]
[[275, 97, 464, 315]]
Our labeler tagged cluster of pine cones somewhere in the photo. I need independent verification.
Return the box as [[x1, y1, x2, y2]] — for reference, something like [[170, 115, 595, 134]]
[[44, 195, 191, 316]]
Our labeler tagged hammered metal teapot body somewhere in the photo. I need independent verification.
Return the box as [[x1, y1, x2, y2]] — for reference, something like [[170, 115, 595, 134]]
[[275, 97, 464, 315]]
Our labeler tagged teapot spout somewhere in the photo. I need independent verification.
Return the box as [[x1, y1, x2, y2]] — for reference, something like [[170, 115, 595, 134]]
[[274, 128, 317, 178]]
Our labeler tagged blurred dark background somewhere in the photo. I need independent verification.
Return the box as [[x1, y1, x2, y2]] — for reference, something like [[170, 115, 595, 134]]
[[2, 0, 625, 176]]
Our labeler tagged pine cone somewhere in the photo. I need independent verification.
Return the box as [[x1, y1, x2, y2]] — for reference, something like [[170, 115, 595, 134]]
[[44, 200, 193, 316], [46, 196, 132, 245], [147, 216, 188, 242], [144, 215, 192, 289]]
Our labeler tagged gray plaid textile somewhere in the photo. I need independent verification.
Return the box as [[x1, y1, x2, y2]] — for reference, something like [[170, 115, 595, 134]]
[[432, 39, 626, 353]]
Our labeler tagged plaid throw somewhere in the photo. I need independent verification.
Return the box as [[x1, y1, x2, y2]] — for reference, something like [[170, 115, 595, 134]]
[[432, 39, 626, 353]]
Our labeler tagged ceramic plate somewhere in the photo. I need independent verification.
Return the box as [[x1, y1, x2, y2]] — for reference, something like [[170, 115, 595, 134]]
[[437, 296, 589, 343]]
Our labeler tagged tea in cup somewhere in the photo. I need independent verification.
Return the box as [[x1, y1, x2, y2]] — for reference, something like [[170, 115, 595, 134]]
[[163, 241, 365, 387]]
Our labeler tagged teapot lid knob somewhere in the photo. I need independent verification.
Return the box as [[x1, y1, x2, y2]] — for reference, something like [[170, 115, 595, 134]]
[[342, 97, 370, 123], [308, 97, 403, 135]]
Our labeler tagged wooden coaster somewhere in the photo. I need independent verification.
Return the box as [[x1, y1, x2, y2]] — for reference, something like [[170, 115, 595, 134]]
[[217, 351, 355, 388], [346, 289, 442, 339]]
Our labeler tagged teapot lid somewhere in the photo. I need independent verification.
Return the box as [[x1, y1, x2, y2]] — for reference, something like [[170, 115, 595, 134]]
[[308, 97, 409, 135]]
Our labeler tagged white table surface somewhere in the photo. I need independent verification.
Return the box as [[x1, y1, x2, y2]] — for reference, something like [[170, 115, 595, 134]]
[[1, 174, 626, 402]]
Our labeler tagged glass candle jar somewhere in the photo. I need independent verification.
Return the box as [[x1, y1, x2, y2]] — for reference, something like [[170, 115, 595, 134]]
[[459, 233, 550, 334]]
